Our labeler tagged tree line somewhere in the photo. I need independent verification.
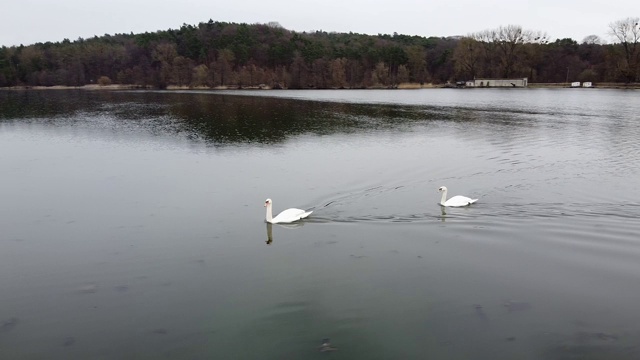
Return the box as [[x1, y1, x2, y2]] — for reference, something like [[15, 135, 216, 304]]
[[0, 18, 638, 89]]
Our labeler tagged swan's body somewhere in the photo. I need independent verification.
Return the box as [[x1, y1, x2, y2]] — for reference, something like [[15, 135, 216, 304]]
[[438, 186, 478, 207], [264, 198, 312, 224]]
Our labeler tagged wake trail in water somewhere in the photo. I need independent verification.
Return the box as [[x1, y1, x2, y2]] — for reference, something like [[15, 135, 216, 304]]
[[304, 200, 640, 224]]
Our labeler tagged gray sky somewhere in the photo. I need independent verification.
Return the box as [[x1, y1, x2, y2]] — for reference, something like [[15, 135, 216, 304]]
[[1, 0, 635, 46]]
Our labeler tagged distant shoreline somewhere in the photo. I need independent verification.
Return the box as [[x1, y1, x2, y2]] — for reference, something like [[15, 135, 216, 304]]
[[2, 82, 639, 90]]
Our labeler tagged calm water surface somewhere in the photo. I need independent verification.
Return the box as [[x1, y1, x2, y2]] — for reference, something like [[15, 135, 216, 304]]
[[1, 88, 640, 359]]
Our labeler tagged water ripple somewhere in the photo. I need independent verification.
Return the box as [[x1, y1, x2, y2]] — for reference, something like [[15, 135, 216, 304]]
[[305, 202, 640, 224]]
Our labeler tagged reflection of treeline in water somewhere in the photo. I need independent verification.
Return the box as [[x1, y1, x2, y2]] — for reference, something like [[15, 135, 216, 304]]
[[1, 90, 436, 145], [0, 18, 638, 88]]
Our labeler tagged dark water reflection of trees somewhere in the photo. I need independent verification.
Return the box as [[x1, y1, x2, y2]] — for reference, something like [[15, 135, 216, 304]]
[[0, 90, 446, 145]]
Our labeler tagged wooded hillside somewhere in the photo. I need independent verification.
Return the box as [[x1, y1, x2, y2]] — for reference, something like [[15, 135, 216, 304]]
[[0, 18, 638, 88]]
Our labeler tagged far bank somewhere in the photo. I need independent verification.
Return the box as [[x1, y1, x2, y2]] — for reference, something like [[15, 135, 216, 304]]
[[3, 82, 640, 91]]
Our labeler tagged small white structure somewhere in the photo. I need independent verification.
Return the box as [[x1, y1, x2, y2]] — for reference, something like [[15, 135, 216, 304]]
[[467, 78, 528, 88], [582, 82, 593, 88], [571, 82, 581, 87]]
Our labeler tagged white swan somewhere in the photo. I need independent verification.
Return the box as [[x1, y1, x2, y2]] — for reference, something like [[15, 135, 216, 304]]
[[264, 198, 312, 224], [438, 186, 478, 207]]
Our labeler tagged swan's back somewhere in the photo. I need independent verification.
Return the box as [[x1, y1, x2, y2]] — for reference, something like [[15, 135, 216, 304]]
[[272, 208, 313, 223], [443, 195, 478, 207]]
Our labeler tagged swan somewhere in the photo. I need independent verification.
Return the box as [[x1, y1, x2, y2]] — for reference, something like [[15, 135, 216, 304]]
[[438, 186, 478, 207], [264, 198, 312, 224]]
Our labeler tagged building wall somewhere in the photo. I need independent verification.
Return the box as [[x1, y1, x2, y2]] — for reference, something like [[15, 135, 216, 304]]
[[470, 78, 528, 87]]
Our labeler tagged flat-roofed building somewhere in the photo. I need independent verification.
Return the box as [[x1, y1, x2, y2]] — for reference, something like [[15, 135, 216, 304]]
[[467, 78, 528, 87]]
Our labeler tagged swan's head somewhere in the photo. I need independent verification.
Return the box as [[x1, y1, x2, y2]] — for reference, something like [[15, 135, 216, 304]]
[[438, 186, 447, 192], [264, 198, 272, 207]]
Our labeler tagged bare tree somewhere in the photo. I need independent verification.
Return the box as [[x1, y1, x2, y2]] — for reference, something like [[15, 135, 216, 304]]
[[330, 58, 347, 88], [151, 43, 177, 88], [172, 56, 193, 86], [266, 21, 283, 29], [608, 17, 640, 82], [472, 25, 547, 78], [582, 34, 606, 45], [453, 37, 481, 79], [289, 52, 308, 88], [372, 62, 390, 86], [470, 29, 498, 77], [217, 49, 235, 86], [406, 45, 428, 84], [192, 64, 209, 87]]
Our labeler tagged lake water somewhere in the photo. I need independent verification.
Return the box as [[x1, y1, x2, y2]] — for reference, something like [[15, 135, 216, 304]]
[[1, 88, 640, 359]]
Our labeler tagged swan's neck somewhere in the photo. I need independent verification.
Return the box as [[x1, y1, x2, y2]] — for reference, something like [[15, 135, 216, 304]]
[[265, 203, 273, 223], [440, 190, 448, 205]]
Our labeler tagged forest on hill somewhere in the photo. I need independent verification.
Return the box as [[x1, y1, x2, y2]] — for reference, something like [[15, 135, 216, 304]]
[[0, 18, 638, 89]]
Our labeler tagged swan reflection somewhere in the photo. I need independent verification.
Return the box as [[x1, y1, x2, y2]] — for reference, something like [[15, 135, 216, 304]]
[[439, 206, 447, 222], [265, 221, 305, 245], [266, 223, 273, 244]]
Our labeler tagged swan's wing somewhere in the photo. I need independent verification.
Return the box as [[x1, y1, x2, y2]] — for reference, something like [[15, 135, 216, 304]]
[[272, 208, 312, 223], [444, 195, 478, 207]]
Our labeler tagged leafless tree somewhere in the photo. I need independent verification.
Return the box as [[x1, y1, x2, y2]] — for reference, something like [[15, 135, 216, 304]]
[[266, 21, 283, 29], [217, 49, 235, 86], [453, 37, 481, 79], [582, 34, 606, 45], [406, 45, 428, 84], [608, 17, 640, 82], [472, 25, 547, 77]]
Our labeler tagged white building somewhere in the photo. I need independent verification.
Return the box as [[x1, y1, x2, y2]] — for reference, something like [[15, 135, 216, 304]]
[[466, 78, 528, 88]]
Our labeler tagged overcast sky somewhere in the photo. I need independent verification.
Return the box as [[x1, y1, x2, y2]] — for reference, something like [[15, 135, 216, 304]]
[[1, 0, 636, 46]]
